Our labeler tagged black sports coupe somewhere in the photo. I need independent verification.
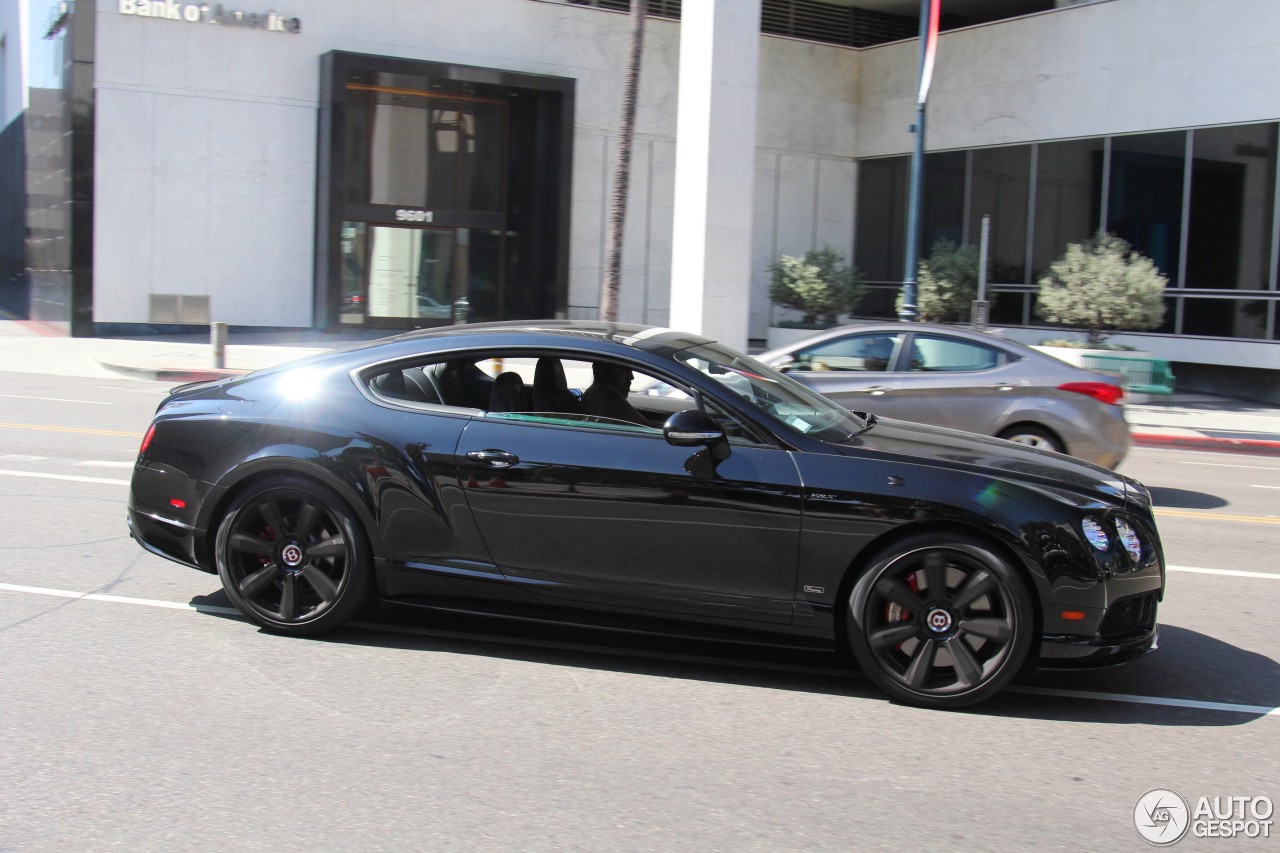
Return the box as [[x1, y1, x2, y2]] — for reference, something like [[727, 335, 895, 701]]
[[128, 321, 1165, 708]]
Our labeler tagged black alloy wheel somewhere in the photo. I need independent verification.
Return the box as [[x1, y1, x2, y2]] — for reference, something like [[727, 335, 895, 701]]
[[847, 533, 1033, 709], [215, 478, 372, 636]]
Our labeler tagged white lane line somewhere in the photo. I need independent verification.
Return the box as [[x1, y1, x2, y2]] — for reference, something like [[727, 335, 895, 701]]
[[0, 582, 238, 615], [1010, 686, 1278, 717], [0, 454, 46, 462], [1, 582, 1275, 718], [1252, 484, 1280, 489], [0, 393, 113, 405], [0, 469, 130, 486], [1168, 565, 1280, 580], [1172, 460, 1280, 470], [75, 460, 134, 469]]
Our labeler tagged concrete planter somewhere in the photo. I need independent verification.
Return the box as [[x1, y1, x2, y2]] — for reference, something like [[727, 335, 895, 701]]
[[1031, 345, 1152, 367]]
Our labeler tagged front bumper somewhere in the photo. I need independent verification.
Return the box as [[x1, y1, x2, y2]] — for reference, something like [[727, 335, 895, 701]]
[[1036, 589, 1160, 669]]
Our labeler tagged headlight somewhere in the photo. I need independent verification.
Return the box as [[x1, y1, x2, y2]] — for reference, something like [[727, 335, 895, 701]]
[[1113, 518, 1143, 562], [1081, 517, 1110, 551]]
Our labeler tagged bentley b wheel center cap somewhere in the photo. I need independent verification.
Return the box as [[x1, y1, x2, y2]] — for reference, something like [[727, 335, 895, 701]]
[[281, 543, 305, 568], [925, 607, 953, 633]]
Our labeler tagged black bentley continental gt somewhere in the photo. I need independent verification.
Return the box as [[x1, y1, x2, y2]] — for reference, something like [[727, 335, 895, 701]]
[[128, 322, 1165, 708]]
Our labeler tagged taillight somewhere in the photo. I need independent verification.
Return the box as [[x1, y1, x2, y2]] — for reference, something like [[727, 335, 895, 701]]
[[1059, 381, 1125, 406], [139, 424, 157, 455]]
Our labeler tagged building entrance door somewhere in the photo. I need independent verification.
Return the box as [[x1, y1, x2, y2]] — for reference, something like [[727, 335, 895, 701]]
[[339, 223, 458, 324]]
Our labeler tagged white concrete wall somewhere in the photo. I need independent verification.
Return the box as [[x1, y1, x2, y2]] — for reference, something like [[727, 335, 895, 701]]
[[92, 0, 691, 327], [90, 0, 858, 336], [90, 0, 1280, 355], [856, 0, 1280, 157]]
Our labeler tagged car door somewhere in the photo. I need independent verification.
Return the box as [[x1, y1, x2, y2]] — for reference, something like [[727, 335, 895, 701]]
[[881, 332, 1021, 434], [456, 378, 805, 625], [778, 331, 912, 419]]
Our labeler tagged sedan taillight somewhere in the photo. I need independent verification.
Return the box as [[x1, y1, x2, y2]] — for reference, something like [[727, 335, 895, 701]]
[[1059, 381, 1125, 406]]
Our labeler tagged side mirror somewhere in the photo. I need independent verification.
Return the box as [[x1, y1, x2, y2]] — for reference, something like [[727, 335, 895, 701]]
[[769, 355, 795, 372], [664, 409, 730, 461]]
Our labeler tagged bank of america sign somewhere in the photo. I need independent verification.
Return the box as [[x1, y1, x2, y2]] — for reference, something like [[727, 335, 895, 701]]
[[117, 1, 301, 33]]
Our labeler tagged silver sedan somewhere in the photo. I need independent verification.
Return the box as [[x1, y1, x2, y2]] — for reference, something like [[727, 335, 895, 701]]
[[757, 323, 1131, 469]]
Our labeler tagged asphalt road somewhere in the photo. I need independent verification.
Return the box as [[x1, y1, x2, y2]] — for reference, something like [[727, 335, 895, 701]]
[[1, 373, 1277, 852]]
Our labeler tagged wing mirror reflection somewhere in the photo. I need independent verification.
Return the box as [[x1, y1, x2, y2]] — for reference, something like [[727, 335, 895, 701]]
[[663, 409, 730, 462]]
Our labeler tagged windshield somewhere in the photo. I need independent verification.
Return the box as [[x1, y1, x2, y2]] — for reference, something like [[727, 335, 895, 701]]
[[674, 342, 869, 442]]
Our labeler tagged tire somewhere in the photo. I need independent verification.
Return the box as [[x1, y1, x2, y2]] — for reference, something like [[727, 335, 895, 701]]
[[847, 532, 1033, 709], [998, 424, 1065, 454], [215, 477, 373, 636]]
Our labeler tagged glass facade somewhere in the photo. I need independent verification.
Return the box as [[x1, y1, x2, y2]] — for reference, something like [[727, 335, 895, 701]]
[[854, 123, 1280, 341]]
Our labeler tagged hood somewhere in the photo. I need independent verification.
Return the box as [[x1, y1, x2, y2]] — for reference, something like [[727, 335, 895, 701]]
[[833, 415, 1132, 506]]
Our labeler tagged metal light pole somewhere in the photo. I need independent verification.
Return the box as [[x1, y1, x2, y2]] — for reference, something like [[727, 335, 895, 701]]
[[899, 0, 940, 323]]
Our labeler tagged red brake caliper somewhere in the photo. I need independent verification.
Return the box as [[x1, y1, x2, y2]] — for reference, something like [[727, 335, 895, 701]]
[[887, 573, 919, 651], [258, 526, 274, 566]]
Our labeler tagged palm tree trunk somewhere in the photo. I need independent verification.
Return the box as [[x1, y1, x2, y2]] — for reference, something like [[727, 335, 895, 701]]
[[599, 0, 648, 323]]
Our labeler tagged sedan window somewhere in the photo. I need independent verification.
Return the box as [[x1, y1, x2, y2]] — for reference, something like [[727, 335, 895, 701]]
[[909, 335, 1006, 372], [791, 333, 903, 372]]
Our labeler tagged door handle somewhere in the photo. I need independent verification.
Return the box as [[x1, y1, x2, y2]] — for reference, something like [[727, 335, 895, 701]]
[[862, 386, 890, 396], [990, 384, 1014, 392], [466, 449, 519, 469]]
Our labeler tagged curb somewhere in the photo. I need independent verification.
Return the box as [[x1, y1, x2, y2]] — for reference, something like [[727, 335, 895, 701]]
[[1131, 432, 1280, 456], [99, 362, 251, 383]]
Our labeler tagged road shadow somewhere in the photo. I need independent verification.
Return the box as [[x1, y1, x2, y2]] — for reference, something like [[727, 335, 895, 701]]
[[1146, 486, 1228, 510], [188, 590, 1275, 726]]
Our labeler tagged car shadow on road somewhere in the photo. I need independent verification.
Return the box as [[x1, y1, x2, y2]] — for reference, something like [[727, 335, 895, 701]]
[[189, 590, 1275, 726], [1146, 486, 1228, 510]]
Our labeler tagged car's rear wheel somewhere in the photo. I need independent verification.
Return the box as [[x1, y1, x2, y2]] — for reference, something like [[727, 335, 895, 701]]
[[215, 477, 372, 636], [847, 533, 1033, 709], [998, 424, 1064, 454]]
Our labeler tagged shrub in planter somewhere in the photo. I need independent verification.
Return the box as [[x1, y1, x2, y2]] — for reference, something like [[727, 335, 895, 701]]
[[1036, 231, 1167, 345], [769, 247, 865, 326], [894, 239, 986, 323]]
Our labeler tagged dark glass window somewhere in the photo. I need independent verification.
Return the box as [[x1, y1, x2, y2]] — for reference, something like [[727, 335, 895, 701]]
[[466, 229, 505, 323], [1033, 138, 1104, 278], [1107, 131, 1187, 284], [345, 86, 507, 212], [855, 156, 908, 283], [1181, 297, 1269, 339], [969, 146, 1030, 282], [922, 151, 966, 250], [1186, 123, 1277, 291], [989, 291, 1031, 326], [855, 285, 902, 320]]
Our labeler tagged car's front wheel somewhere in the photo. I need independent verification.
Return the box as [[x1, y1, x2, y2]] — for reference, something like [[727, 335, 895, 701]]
[[847, 533, 1033, 709], [998, 424, 1065, 454], [215, 477, 373, 636]]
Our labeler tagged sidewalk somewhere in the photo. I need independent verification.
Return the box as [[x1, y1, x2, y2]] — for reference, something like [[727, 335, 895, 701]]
[[1, 317, 1278, 456]]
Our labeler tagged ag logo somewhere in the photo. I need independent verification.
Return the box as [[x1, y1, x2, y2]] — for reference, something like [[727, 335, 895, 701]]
[[1134, 788, 1190, 845]]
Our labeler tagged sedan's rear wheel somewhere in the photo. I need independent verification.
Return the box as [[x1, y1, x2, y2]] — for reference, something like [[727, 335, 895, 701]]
[[847, 533, 1033, 709], [215, 478, 372, 636], [998, 424, 1065, 454]]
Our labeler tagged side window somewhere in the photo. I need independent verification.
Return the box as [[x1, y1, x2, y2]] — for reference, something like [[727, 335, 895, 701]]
[[362, 351, 771, 444], [908, 335, 1004, 372], [792, 333, 903, 372]]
